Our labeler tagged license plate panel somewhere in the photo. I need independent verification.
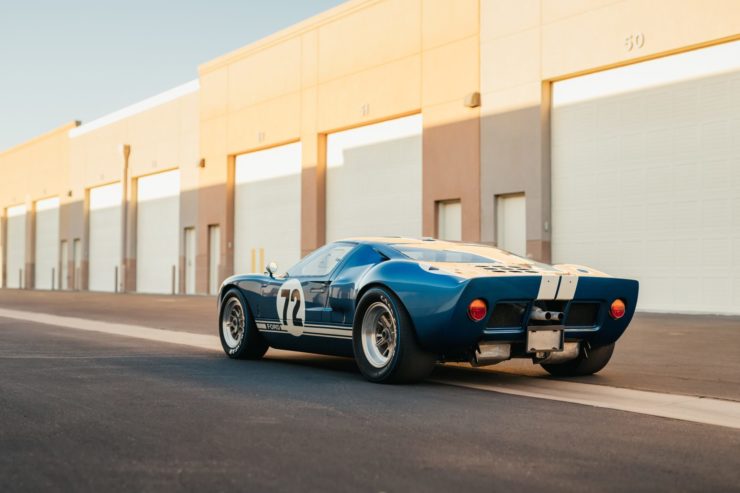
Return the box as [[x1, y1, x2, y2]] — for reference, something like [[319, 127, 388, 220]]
[[527, 327, 564, 353]]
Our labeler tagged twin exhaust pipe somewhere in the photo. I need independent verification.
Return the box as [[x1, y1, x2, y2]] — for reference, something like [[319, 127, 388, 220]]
[[471, 306, 565, 367], [530, 307, 564, 322]]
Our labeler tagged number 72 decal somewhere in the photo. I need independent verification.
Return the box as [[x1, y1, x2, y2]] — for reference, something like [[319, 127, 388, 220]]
[[275, 279, 306, 337]]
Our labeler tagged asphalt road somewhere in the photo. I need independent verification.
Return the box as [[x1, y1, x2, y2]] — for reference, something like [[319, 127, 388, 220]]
[[1, 289, 738, 401], [1, 290, 739, 492]]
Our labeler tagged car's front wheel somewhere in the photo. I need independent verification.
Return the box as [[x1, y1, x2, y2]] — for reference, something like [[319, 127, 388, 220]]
[[219, 289, 268, 359], [352, 287, 436, 384], [540, 342, 615, 377]]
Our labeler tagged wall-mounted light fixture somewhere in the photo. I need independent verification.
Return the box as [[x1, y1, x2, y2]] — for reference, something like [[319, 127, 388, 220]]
[[464, 92, 481, 108]]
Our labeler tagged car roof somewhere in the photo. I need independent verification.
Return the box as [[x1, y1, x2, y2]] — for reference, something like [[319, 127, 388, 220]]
[[338, 237, 533, 265], [340, 236, 498, 252], [341, 236, 440, 246]]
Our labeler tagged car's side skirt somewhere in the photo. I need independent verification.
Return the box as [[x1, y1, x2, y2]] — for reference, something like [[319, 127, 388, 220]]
[[254, 319, 352, 340], [254, 319, 355, 358]]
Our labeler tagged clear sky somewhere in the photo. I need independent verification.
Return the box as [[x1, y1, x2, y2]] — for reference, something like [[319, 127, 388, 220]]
[[0, 0, 346, 152]]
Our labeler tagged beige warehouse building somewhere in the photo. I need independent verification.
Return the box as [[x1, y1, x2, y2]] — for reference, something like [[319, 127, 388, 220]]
[[1, 0, 739, 314]]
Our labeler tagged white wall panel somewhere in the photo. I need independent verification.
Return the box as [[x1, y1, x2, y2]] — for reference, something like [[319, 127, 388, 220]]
[[6, 205, 26, 289], [60, 240, 69, 290], [89, 183, 122, 292], [137, 170, 180, 294], [552, 40, 740, 314], [34, 197, 60, 289], [496, 194, 526, 256], [326, 114, 422, 242], [184, 227, 196, 295], [234, 143, 302, 275], [208, 225, 221, 295], [438, 200, 462, 241]]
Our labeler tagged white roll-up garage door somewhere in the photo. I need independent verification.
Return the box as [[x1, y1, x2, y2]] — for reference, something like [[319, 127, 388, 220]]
[[234, 143, 302, 275], [6, 204, 26, 289], [89, 183, 122, 292], [326, 114, 422, 242], [552, 40, 740, 314], [137, 170, 180, 294], [34, 197, 60, 290]]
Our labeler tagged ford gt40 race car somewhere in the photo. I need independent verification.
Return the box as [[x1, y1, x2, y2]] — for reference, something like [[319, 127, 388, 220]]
[[218, 238, 639, 383]]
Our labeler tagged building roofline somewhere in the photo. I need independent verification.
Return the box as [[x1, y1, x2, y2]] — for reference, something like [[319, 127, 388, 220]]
[[199, 0, 379, 74], [68, 79, 199, 139], [0, 121, 79, 157]]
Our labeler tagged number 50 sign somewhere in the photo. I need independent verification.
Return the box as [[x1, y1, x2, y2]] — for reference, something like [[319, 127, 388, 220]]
[[625, 32, 645, 51]]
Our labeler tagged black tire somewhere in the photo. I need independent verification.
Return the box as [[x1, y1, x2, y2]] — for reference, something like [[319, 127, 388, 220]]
[[352, 287, 436, 384], [219, 288, 268, 360], [541, 342, 615, 377]]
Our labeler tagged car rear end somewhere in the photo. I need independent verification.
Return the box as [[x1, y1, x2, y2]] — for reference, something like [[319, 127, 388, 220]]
[[433, 274, 639, 366]]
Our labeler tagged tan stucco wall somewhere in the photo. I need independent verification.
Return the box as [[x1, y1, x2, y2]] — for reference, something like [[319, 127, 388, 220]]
[[197, 0, 481, 293], [480, 0, 740, 262], [0, 122, 77, 288], [2, 0, 740, 292], [68, 89, 199, 291], [0, 91, 199, 291]]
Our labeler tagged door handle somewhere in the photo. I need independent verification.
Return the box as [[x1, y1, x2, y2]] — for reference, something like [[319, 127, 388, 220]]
[[310, 287, 326, 293]]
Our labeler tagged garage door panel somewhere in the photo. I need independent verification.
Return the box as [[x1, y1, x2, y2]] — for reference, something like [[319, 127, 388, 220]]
[[234, 143, 301, 275], [326, 114, 422, 241], [89, 183, 122, 292], [552, 40, 740, 314], [137, 171, 180, 294], [6, 205, 26, 288], [34, 197, 59, 290]]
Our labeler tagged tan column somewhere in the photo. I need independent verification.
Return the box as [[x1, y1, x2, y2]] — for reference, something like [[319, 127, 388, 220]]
[[119, 144, 130, 292], [0, 212, 6, 288], [124, 175, 138, 292], [24, 197, 34, 289], [300, 132, 326, 257]]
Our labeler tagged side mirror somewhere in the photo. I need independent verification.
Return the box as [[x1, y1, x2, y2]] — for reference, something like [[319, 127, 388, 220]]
[[266, 261, 278, 278]]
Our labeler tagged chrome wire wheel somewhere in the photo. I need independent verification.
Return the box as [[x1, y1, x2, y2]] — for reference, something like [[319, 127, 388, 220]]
[[361, 301, 397, 368], [221, 297, 245, 349]]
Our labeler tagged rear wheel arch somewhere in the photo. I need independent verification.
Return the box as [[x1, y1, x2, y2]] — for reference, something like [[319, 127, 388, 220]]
[[357, 280, 399, 309], [355, 283, 415, 329]]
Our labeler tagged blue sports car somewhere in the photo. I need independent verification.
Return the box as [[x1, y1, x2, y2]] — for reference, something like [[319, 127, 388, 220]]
[[218, 238, 639, 383]]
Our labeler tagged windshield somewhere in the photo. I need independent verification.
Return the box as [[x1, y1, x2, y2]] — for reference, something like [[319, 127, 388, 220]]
[[286, 242, 355, 277]]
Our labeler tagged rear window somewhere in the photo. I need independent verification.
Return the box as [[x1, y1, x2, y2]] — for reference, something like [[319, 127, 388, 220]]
[[392, 246, 497, 264]]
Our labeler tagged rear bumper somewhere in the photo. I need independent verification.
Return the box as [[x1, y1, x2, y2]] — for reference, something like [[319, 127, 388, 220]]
[[414, 275, 639, 356]]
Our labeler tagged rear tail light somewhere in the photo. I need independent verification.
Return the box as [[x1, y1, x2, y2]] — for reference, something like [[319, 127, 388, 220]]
[[468, 299, 487, 322], [609, 299, 626, 320]]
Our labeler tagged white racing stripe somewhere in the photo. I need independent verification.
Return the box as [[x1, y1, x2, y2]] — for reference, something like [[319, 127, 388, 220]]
[[555, 275, 578, 300], [537, 275, 559, 299], [1, 307, 738, 430]]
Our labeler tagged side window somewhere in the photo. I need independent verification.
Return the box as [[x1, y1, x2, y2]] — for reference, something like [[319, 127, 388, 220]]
[[288, 244, 354, 277]]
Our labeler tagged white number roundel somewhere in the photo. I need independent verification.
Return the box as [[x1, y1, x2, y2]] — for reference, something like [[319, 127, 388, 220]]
[[276, 279, 306, 337]]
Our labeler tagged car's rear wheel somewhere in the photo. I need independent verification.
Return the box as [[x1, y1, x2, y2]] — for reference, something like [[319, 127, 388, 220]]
[[352, 287, 436, 384], [219, 289, 268, 359], [541, 342, 615, 377]]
